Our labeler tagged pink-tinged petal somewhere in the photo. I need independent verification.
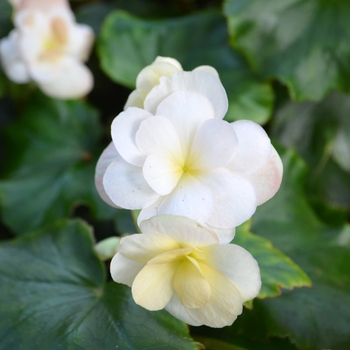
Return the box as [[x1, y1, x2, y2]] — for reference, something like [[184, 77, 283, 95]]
[[140, 215, 218, 247], [155, 91, 215, 153], [205, 224, 236, 244], [145, 70, 228, 118], [132, 262, 176, 311], [199, 168, 257, 228], [189, 263, 243, 328], [95, 142, 120, 208], [118, 233, 179, 264], [189, 118, 238, 170], [110, 252, 144, 287], [248, 147, 283, 205], [143, 154, 182, 195], [136, 116, 183, 163], [202, 244, 261, 302], [103, 157, 160, 210], [124, 90, 144, 109], [165, 293, 202, 326], [192, 65, 219, 77], [157, 174, 214, 226], [111, 107, 152, 167], [18, 0, 70, 12], [228, 120, 272, 175]]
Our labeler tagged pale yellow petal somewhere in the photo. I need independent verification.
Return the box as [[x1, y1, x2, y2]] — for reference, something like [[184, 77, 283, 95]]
[[132, 262, 177, 311], [148, 247, 193, 264]]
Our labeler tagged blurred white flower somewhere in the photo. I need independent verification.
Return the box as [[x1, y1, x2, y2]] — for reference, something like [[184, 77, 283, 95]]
[[0, 0, 94, 99], [95, 68, 283, 243], [111, 215, 261, 328], [124, 56, 219, 109]]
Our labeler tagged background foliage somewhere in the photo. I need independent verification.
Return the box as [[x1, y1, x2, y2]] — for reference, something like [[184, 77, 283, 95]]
[[1, 0, 349, 349]]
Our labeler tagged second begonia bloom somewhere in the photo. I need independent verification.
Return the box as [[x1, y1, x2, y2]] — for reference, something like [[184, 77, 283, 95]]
[[96, 68, 283, 243]]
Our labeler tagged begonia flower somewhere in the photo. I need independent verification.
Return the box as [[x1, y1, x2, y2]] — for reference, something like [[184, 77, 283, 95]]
[[0, 0, 94, 99], [124, 56, 219, 109], [111, 215, 261, 328], [95, 68, 283, 243]]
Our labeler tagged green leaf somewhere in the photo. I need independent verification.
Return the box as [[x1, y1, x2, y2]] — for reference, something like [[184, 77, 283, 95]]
[[0, 92, 115, 235], [194, 336, 247, 350], [238, 148, 350, 349], [0, 219, 199, 350], [272, 91, 350, 212], [234, 222, 311, 300], [224, 0, 350, 101], [98, 10, 273, 124]]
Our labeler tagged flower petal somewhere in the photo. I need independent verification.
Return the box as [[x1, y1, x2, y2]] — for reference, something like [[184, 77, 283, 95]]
[[199, 168, 257, 228], [157, 175, 214, 226], [103, 157, 160, 209], [144, 70, 228, 118], [143, 154, 183, 195], [95, 142, 120, 208], [248, 146, 283, 205], [192, 65, 219, 77], [110, 252, 144, 287], [165, 293, 202, 326], [111, 107, 152, 167], [118, 233, 179, 264], [205, 225, 236, 244], [228, 120, 272, 175], [173, 258, 211, 309], [124, 89, 144, 109], [140, 215, 218, 247], [202, 244, 261, 302], [132, 262, 176, 311], [189, 263, 243, 328], [189, 118, 238, 170]]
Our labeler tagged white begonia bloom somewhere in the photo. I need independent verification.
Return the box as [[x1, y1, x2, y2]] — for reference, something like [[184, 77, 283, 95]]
[[124, 56, 219, 110], [95, 68, 283, 243], [111, 215, 261, 328], [0, 0, 94, 99]]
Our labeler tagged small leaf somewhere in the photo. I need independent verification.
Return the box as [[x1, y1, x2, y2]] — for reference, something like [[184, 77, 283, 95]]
[[0, 220, 199, 350], [98, 10, 273, 124]]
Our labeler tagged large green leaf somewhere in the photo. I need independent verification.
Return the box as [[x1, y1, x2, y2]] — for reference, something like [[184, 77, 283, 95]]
[[98, 10, 273, 124], [0, 219, 199, 350], [234, 222, 311, 300], [0, 92, 115, 235], [224, 0, 350, 101]]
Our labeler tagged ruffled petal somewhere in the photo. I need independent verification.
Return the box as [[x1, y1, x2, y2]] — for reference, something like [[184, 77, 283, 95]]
[[132, 262, 176, 311], [103, 157, 160, 209], [95, 142, 120, 208], [202, 244, 261, 302], [118, 233, 179, 264], [140, 215, 218, 247], [228, 120, 272, 175], [144, 70, 228, 118], [155, 91, 215, 154], [189, 118, 238, 170], [248, 146, 283, 205], [110, 252, 144, 287], [189, 263, 243, 328], [111, 107, 152, 166]]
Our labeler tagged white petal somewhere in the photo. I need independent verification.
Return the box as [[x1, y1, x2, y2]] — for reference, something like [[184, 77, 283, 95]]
[[202, 244, 261, 302], [248, 147, 283, 205], [132, 262, 176, 311], [36, 59, 93, 99], [189, 263, 243, 328], [228, 120, 272, 175], [189, 118, 238, 170], [155, 91, 215, 153], [110, 252, 144, 287], [165, 293, 202, 326], [137, 197, 163, 224], [192, 65, 219, 77], [111, 107, 152, 166], [154, 56, 183, 70], [143, 154, 183, 195], [124, 90, 144, 109], [95, 142, 120, 208], [144, 70, 228, 118], [157, 175, 214, 226], [136, 115, 184, 163], [199, 168, 257, 228], [118, 233, 179, 264], [66, 23, 94, 61], [140, 215, 218, 247], [103, 157, 160, 210], [205, 225, 236, 244]]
